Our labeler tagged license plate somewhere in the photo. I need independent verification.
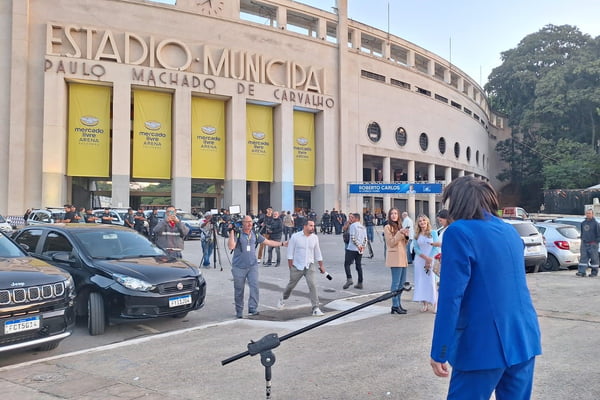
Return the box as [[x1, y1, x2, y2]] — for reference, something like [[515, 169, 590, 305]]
[[169, 294, 192, 308], [4, 316, 40, 334], [527, 245, 541, 253]]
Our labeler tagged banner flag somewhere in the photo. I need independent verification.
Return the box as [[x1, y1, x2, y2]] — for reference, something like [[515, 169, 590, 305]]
[[191, 97, 226, 179], [293, 111, 315, 186], [132, 90, 172, 179], [246, 104, 273, 182], [67, 84, 111, 177]]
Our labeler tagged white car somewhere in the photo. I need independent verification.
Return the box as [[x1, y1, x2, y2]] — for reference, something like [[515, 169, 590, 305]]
[[535, 222, 580, 271], [0, 214, 13, 233], [503, 219, 547, 273]]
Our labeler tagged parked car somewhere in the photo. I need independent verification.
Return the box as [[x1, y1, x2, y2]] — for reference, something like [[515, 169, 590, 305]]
[[13, 224, 206, 335], [177, 211, 203, 240], [534, 222, 581, 271], [503, 219, 547, 273], [92, 209, 125, 226], [501, 207, 529, 220], [0, 231, 75, 352], [0, 214, 13, 233], [26, 208, 65, 225]]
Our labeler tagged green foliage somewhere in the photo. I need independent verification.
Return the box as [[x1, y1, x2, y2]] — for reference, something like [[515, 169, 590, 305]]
[[487, 25, 600, 203]]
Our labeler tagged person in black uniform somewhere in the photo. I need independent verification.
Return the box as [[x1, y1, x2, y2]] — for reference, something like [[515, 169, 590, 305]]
[[576, 208, 600, 277]]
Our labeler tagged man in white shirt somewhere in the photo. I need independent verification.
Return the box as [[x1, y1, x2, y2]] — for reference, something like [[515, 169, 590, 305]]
[[277, 219, 326, 316], [402, 211, 415, 263]]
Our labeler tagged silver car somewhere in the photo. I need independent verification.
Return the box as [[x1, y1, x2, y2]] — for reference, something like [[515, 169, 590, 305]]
[[503, 219, 547, 273], [535, 222, 580, 271]]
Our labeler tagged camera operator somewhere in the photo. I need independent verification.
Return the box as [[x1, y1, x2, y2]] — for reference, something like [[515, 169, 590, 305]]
[[154, 206, 189, 258], [200, 212, 215, 267], [265, 210, 283, 266], [228, 215, 286, 319]]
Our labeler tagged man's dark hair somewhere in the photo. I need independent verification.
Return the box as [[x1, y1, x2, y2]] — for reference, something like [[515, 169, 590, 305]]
[[442, 176, 499, 221], [352, 213, 361, 220]]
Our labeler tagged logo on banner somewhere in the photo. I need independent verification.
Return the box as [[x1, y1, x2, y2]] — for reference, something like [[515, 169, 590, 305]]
[[144, 121, 162, 130], [201, 126, 216, 135], [80, 116, 99, 126], [296, 137, 309, 146], [252, 131, 266, 140]]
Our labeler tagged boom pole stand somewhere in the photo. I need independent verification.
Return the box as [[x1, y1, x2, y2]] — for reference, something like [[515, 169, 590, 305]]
[[222, 283, 412, 399]]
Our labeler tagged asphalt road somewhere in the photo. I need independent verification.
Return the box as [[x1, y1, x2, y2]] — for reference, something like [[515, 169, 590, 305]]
[[1, 227, 599, 399]]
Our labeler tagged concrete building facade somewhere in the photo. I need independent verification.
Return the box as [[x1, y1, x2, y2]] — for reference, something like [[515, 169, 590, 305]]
[[0, 0, 510, 219]]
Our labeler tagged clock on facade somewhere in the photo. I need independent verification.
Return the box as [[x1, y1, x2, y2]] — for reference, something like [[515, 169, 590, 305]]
[[198, 0, 224, 15]]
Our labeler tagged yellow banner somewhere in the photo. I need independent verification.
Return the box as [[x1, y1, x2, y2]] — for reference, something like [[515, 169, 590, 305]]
[[246, 104, 273, 182], [67, 84, 111, 177], [132, 90, 172, 179], [191, 97, 225, 179], [293, 111, 315, 186]]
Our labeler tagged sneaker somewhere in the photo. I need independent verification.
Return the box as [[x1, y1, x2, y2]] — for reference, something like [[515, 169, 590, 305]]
[[354, 282, 363, 289], [343, 280, 353, 289], [277, 298, 285, 309], [576, 272, 587, 277], [312, 308, 324, 316], [248, 310, 260, 316]]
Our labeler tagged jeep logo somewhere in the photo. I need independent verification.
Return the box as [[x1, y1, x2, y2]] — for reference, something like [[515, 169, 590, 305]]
[[11, 282, 25, 287]]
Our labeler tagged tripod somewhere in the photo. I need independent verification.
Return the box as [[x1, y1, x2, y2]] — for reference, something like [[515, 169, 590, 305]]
[[222, 283, 412, 399], [211, 223, 223, 271]]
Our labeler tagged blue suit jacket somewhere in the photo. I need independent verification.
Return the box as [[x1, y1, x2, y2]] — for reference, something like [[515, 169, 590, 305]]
[[430, 215, 542, 371]]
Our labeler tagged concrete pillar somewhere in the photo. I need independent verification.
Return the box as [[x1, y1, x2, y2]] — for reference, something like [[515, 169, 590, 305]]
[[444, 69, 451, 84], [407, 50, 415, 68], [407, 160, 415, 220], [458, 170, 465, 177], [318, 18, 327, 40], [224, 96, 247, 214], [276, 4, 287, 29], [110, 82, 131, 208], [428, 163, 436, 222], [382, 156, 391, 214], [250, 181, 258, 216], [312, 110, 336, 214], [172, 87, 192, 212], [445, 167, 452, 184], [271, 102, 294, 212]]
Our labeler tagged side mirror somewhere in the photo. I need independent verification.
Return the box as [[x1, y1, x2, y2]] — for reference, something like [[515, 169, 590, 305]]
[[18, 243, 30, 252]]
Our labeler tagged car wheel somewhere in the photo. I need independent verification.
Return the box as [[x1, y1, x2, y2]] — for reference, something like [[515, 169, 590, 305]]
[[542, 255, 560, 272], [171, 312, 189, 318], [36, 341, 60, 351], [88, 292, 106, 336]]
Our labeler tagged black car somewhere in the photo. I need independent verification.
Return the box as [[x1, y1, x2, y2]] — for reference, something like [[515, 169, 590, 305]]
[[13, 224, 206, 336], [0, 232, 75, 352]]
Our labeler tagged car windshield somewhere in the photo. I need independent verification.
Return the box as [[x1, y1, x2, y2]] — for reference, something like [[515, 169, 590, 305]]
[[511, 223, 539, 237], [0, 215, 6, 223], [76, 229, 164, 259], [0, 234, 25, 257]]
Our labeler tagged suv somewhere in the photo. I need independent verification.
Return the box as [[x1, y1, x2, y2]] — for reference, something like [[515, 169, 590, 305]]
[[0, 232, 75, 352], [92, 209, 125, 226], [534, 222, 580, 271], [503, 219, 547, 273]]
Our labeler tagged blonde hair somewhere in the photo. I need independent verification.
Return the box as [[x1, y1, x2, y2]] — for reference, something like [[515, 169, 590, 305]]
[[414, 214, 432, 239]]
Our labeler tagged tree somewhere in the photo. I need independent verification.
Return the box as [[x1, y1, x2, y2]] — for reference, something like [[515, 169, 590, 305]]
[[535, 138, 600, 189]]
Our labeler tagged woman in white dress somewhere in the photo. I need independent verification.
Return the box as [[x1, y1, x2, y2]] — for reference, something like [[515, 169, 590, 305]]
[[412, 214, 441, 312]]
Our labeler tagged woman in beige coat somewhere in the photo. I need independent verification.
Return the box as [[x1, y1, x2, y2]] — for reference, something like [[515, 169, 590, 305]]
[[384, 208, 410, 314]]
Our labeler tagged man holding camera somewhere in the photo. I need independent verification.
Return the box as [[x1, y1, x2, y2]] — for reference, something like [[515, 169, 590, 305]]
[[154, 206, 189, 258], [228, 215, 286, 319]]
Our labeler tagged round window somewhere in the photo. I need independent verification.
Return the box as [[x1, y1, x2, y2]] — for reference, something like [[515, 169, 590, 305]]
[[395, 127, 407, 146], [367, 122, 381, 143], [454, 142, 460, 159], [419, 132, 428, 151], [438, 137, 446, 154], [476, 150, 480, 165], [466, 146, 471, 162]]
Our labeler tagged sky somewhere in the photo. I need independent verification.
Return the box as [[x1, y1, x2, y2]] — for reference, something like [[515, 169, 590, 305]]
[[295, 0, 600, 86]]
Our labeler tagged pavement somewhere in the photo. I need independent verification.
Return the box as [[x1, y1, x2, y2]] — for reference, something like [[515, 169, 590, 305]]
[[1, 228, 600, 399]]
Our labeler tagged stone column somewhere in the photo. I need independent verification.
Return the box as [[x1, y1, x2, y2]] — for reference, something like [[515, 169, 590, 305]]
[[110, 82, 131, 208], [171, 87, 192, 211], [272, 102, 294, 212], [428, 163, 436, 220], [382, 156, 391, 214], [407, 160, 415, 219], [224, 96, 247, 214]]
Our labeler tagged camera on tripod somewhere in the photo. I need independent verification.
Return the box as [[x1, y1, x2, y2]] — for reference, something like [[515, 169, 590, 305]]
[[218, 205, 243, 238]]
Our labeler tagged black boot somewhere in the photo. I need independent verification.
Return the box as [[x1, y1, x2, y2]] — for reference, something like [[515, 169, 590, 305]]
[[398, 304, 407, 312], [391, 306, 407, 315]]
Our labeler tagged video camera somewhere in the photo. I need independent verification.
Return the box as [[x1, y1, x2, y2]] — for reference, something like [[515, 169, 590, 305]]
[[218, 205, 243, 238]]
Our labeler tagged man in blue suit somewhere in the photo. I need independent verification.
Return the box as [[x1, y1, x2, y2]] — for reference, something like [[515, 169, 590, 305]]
[[430, 176, 541, 400]]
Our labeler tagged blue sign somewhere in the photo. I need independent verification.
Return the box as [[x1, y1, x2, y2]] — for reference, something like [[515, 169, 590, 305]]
[[348, 183, 443, 195]]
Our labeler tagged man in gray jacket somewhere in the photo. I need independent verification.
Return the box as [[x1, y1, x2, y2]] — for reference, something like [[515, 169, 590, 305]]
[[154, 205, 189, 258]]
